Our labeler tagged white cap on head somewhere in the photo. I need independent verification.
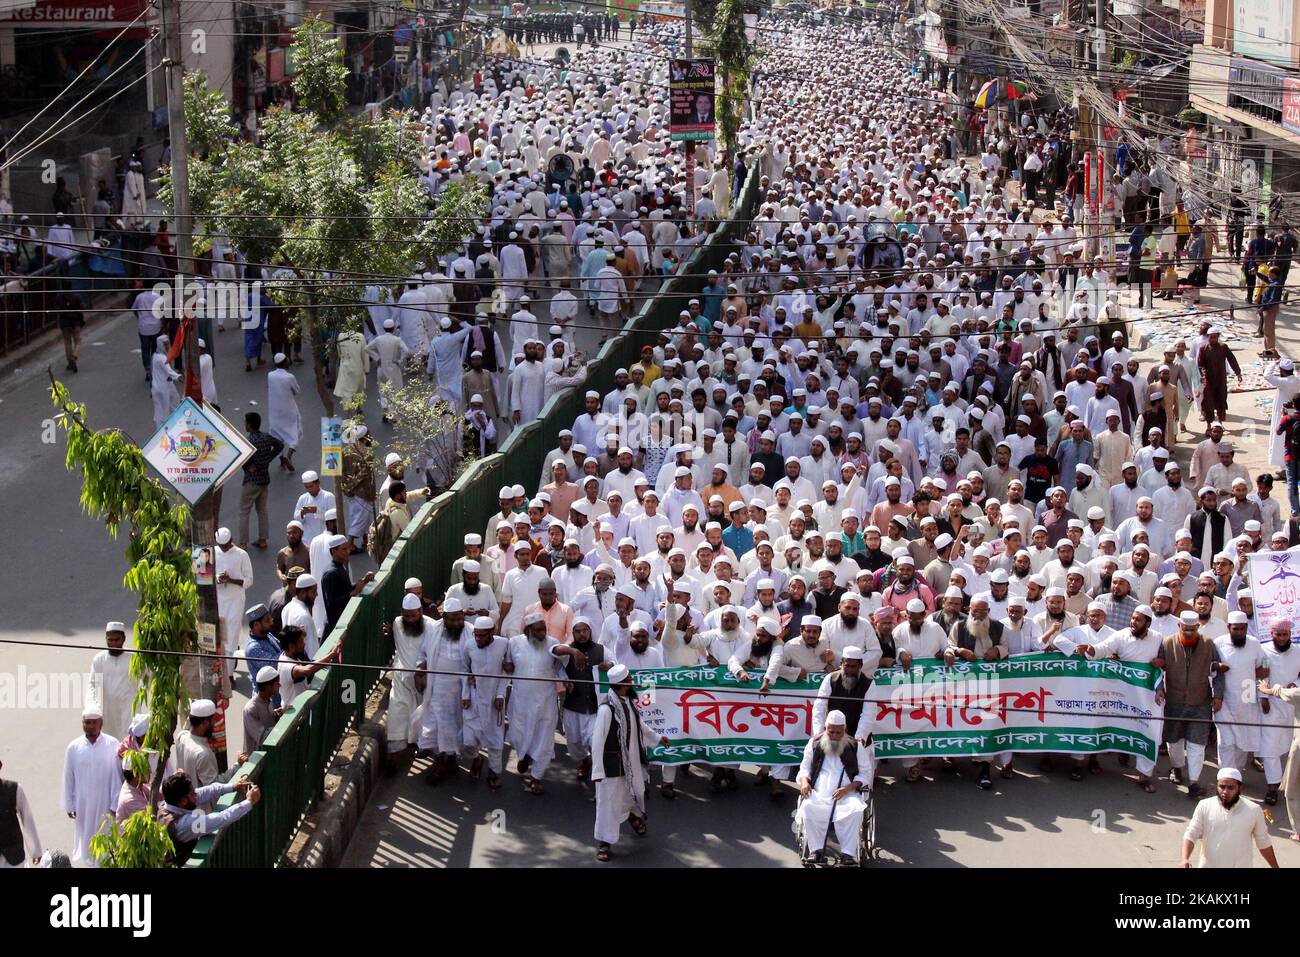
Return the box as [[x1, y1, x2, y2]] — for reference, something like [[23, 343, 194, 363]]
[[301, 470, 320, 484], [474, 616, 495, 630], [401, 593, 422, 611], [256, 665, 279, 684], [1217, 767, 1243, 782], [825, 710, 847, 727], [215, 527, 232, 545], [190, 699, 217, 718], [607, 663, 631, 684], [295, 573, 317, 589]]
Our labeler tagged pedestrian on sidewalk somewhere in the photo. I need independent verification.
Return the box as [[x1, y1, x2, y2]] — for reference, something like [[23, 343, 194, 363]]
[[55, 285, 84, 373], [1258, 265, 1285, 358]]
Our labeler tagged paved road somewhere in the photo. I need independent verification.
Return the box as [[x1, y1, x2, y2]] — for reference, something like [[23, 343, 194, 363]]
[[342, 747, 1300, 867], [0, 271, 590, 859]]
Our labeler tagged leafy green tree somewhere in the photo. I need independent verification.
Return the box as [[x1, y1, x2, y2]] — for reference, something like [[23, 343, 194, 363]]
[[167, 15, 487, 416], [703, 0, 754, 153], [49, 379, 197, 866]]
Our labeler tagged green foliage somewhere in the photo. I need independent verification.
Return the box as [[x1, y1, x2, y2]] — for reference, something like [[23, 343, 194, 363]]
[[89, 810, 174, 869], [180, 32, 489, 413], [378, 378, 473, 485], [183, 72, 238, 156], [703, 0, 754, 152], [290, 16, 349, 125], [49, 381, 195, 783]]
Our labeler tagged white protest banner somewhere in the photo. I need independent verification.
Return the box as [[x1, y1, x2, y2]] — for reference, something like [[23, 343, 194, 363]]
[[1249, 551, 1300, 635], [629, 655, 1160, 765]]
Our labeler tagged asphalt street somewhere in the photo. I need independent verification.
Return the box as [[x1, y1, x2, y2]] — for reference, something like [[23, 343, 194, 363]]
[[0, 269, 586, 858], [342, 746, 1300, 867]]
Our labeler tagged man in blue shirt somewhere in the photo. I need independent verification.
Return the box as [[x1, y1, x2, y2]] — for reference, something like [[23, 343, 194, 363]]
[[244, 604, 282, 704], [722, 501, 755, 558]]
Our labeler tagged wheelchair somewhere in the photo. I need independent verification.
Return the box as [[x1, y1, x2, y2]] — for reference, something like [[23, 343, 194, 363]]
[[792, 737, 877, 867]]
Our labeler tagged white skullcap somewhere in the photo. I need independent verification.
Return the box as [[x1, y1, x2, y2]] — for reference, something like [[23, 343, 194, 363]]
[[474, 616, 495, 630], [214, 527, 232, 545], [401, 593, 422, 611], [190, 699, 217, 718], [522, 611, 545, 627], [825, 710, 848, 727], [1217, 767, 1242, 782], [81, 704, 103, 719], [906, 598, 926, 613], [1178, 611, 1199, 625], [607, 663, 631, 683], [1227, 611, 1248, 625], [295, 573, 317, 589]]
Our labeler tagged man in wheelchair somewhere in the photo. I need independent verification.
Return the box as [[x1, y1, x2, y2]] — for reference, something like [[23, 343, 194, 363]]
[[796, 710, 872, 866]]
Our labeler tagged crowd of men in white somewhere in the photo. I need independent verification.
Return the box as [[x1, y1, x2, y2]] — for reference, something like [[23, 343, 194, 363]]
[[34, 14, 1300, 870]]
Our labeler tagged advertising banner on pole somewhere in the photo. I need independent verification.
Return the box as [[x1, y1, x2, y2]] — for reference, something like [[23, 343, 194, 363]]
[[669, 57, 715, 142]]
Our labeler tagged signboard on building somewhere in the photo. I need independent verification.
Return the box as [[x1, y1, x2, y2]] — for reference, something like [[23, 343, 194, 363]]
[[669, 57, 715, 142], [144, 399, 255, 505], [0, 0, 148, 24], [1284, 77, 1300, 134], [1234, 0, 1294, 66]]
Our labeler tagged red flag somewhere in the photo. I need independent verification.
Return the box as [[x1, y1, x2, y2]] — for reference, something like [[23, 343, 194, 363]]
[[166, 315, 189, 364]]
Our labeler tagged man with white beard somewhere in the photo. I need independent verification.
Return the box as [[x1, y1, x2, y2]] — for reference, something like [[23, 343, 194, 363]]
[[1258, 619, 1300, 807], [1211, 612, 1269, 787], [943, 597, 1011, 787], [591, 664, 667, 862], [386, 594, 431, 773], [416, 598, 473, 785], [508, 613, 587, 795], [463, 616, 510, 790], [821, 593, 883, 670], [1078, 605, 1164, 791], [797, 710, 872, 866]]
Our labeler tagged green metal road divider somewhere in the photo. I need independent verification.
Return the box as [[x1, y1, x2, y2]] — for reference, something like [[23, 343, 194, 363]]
[[189, 166, 761, 867]]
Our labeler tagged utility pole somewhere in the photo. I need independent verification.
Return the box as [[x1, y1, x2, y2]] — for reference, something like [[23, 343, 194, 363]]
[[684, 0, 695, 218], [1092, 0, 1109, 259], [162, 0, 228, 770]]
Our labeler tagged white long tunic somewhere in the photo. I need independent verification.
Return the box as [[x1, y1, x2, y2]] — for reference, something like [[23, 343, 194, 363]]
[[464, 636, 511, 752], [505, 634, 566, 767], [267, 368, 303, 449], [416, 622, 472, 754], [150, 352, 181, 427], [389, 617, 429, 748], [88, 651, 136, 741], [1212, 635, 1268, 752], [216, 544, 253, 651], [500, 243, 528, 300], [366, 333, 410, 393], [61, 732, 122, 865], [1259, 643, 1300, 758], [508, 358, 546, 422], [1265, 371, 1300, 467], [796, 736, 870, 856]]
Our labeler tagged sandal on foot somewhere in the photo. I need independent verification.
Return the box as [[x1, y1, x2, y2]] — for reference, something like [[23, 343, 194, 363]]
[[1138, 777, 1156, 793], [470, 754, 484, 781], [628, 814, 647, 837], [596, 842, 611, 862], [660, 783, 676, 799], [906, 766, 923, 783], [1069, 767, 1084, 781], [486, 772, 502, 790]]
